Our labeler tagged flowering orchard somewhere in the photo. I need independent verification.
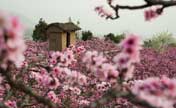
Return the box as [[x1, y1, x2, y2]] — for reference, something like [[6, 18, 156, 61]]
[[1, 3, 176, 108]]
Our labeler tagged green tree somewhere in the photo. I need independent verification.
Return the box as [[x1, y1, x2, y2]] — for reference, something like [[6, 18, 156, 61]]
[[144, 32, 176, 51], [114, 33, 125, 43], [32, 18, 48, 41], [81, 30, 93, 41], [104, 33, 125, 43], [104, 33, 115, 41]]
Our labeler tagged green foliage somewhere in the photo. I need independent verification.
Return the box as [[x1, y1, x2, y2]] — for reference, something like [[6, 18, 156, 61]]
[[81, 30, 93, 41], [104, 33, 125, 43], [32, 18, 48, 41], [144, 32, 176, 51], [104, 33, 115, 41]]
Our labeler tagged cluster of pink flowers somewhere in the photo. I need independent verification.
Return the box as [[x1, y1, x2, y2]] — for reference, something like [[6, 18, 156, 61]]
[[76, 37, 118, 53], [79, 100, 90, 106], [30, 45, 88, 105], [113, 34, 142, 80], [49, 45, 85, 67], [132, 76, 176, 108], [66, 70, 87, 86], [31, 68, 60, 90], [83, 51, 118, 81], [134, 47, 176, 80], [0, 11, 26, 68], [49, 50, 76, 67], [82, 34, 141, 82], [4, 100, 17, 108], [117, 34, 142, 63], [49, 46, 87, 85], [63, 86, 81, 95], [96, 82, 111, 92], [144, 7, 162, 21], [95, 6, 113, 18], [47, 91, 59, 104], [70, 45, 86, 55]]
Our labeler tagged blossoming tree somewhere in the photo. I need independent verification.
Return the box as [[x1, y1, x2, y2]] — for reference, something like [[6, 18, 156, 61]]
[[0, 0, 176, 107]]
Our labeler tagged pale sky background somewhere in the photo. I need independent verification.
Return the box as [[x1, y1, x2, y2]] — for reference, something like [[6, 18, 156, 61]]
[[0, 0, 176, 39]]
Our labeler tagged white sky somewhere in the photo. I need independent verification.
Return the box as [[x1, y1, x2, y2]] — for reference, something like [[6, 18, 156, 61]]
[[0, 0, 176, 39]]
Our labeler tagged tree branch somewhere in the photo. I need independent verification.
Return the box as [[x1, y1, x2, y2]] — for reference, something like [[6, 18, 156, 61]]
[[107, 0, 176, 19]]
